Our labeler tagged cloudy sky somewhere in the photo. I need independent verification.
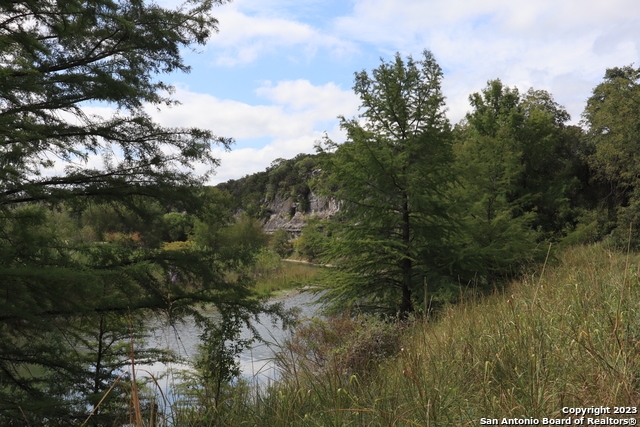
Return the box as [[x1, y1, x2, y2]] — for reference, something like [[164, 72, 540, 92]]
[[149, 0, 640, 184]]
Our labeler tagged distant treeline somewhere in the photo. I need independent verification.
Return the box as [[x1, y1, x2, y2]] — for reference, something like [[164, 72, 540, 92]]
[[219, 69, 640, 253]]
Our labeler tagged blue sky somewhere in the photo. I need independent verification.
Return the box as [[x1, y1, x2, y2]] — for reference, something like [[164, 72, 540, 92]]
[[138, 0, 640, 184]]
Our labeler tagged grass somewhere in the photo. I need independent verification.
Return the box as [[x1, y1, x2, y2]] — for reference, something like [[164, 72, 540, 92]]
[[236, 244, 640, 426], [251, 252, 324, 296], [87, 243, 640, 425]]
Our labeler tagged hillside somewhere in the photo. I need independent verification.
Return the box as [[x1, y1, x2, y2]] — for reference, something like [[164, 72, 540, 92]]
[[186, 243, 640, 425], [216, 153, 339, 237]]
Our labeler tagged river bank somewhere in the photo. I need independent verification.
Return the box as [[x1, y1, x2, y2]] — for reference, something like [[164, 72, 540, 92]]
[[140, 261, 324, 386], [224, 244, 640, 426]]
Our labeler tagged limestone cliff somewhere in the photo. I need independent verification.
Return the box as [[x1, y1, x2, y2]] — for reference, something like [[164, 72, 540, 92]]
[[216, 153, 338, 237], [262, 191, 340, 238]]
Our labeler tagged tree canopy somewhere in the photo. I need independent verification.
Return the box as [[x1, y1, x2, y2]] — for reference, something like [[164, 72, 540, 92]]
[[452, 80, 586, 284], [4, 1, 639, 417], [582, 65, 640, 244], [317, 50, 457, 317], [0, 1, 279, 424]]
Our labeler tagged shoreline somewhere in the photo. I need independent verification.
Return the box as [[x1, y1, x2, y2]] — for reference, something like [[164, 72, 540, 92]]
[[267, 285, 318, 301]]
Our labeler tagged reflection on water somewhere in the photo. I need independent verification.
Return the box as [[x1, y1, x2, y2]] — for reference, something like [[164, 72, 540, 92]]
[[139, 290, 322, 389], [238, 290, 323, 384]]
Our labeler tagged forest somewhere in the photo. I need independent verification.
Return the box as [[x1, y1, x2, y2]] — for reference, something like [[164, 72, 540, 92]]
[[222, 54, 638, 317], [2, 0, 640, 425]]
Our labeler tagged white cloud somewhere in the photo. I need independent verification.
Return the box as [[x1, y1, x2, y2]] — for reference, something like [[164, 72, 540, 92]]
[[44, 0, 640, 184], [206, 5, 355, 66], [146, 81, 359, 183], [149, 82, 358, 135], [149, 90, 306, 139], [256, 79, 360, 116], [208, 136, 318, 184], [208, 123, 348, 184], [330, 0, 640, 124], [336, 0, 640, 40], [45, 78, 358, 184]]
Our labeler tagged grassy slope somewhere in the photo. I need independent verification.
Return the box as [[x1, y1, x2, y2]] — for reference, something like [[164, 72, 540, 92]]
[[241, 244, 640, 426], [252, 258, 323, 297]]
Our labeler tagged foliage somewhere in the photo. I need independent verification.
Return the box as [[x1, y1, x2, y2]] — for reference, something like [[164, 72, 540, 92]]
[[0, 1, 284, 424], [193, 201, 269, 270], [293, 216, 327, 261], [174, 313, 253, 422], [278, 314, 403, 379], [251, 258, 323, 296], [217, 153, 321, 219], [212, 244, 640, 426], [252, 247, 284, 278], [582, 65, 640, 246], [317, 50, 456, 317], [162, 211, 194, 243], [453, 80, 588, 285], [270, 228, 293, 257]]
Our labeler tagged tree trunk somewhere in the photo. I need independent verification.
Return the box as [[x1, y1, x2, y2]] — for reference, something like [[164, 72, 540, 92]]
[[399, 195, 413, 317]]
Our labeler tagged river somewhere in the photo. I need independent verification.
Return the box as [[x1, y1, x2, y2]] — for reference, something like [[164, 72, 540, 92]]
[[137, 289, 322, 393]]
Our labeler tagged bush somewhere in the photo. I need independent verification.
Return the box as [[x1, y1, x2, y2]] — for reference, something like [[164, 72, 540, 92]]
[[270, 229, 293, 257], [293, 216, 327, 261], [278, 314, 402, 378]]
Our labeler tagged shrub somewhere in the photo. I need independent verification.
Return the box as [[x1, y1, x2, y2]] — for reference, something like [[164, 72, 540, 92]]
[[270, 229, 293, 257], [278, 314, 402, 378]]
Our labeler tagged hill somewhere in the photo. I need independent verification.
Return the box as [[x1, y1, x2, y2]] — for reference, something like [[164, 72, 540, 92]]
[[216, 153, 339, 237]]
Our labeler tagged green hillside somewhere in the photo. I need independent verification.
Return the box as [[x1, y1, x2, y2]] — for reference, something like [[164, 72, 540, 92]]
[[216, 153, 322, 220], [178, 243, 640, 426]]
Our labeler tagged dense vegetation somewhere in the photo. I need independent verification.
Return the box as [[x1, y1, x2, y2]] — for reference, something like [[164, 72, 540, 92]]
[[315, 51, 456, 317], [218, 53, 631, 318], [0, 1, 286, 425], [306, 54, 640, 318], [197, 244, 640, 426], [3, 0, 640, 425], [217, 153, 322, 220]]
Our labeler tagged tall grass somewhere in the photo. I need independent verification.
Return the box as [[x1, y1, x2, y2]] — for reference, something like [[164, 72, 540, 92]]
[[89, 244, 640, 425], [251, 250, 323, 296], [239, 244, 640, 426]]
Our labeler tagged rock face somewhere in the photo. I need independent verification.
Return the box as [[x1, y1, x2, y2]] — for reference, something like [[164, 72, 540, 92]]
[[263, 191, 340, 238]]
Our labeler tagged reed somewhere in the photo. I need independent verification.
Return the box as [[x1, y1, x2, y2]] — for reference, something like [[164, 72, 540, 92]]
[[252, 258, 323, 296]]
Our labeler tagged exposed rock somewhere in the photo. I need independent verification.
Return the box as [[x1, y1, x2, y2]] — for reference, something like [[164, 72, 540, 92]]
[[263, 191, 340, 238], [263, 211, 306, 237], [267, 194, 296, 218], [308, 191, 340, 217]]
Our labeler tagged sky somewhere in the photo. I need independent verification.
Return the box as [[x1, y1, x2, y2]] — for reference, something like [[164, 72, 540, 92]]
[[145, 0, 640, 184]]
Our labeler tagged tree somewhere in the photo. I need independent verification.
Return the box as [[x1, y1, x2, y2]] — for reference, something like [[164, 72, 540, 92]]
[[582, 65, 640, 245], [453, 80, 586, 284], [0, 1, 279, 424], [215, 153, 321, 220], [453, 81, 538, 284], [270, 228, 293, 257], [294, 216, 327, 261], [317, 51, 456, 317], [162, 211, 194, 242]]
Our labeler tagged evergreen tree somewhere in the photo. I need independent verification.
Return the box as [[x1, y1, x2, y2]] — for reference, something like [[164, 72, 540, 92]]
[[453, 80, 583, 284], [453, 81, 538, 284], [294, 216, 327, 261], [0, 1, 279, 424], [582, 65, 640, 245], [317, 51, 456, 317]]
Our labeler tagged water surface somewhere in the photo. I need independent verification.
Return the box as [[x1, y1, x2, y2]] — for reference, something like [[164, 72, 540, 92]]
[[138, 289, 322, 389]]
